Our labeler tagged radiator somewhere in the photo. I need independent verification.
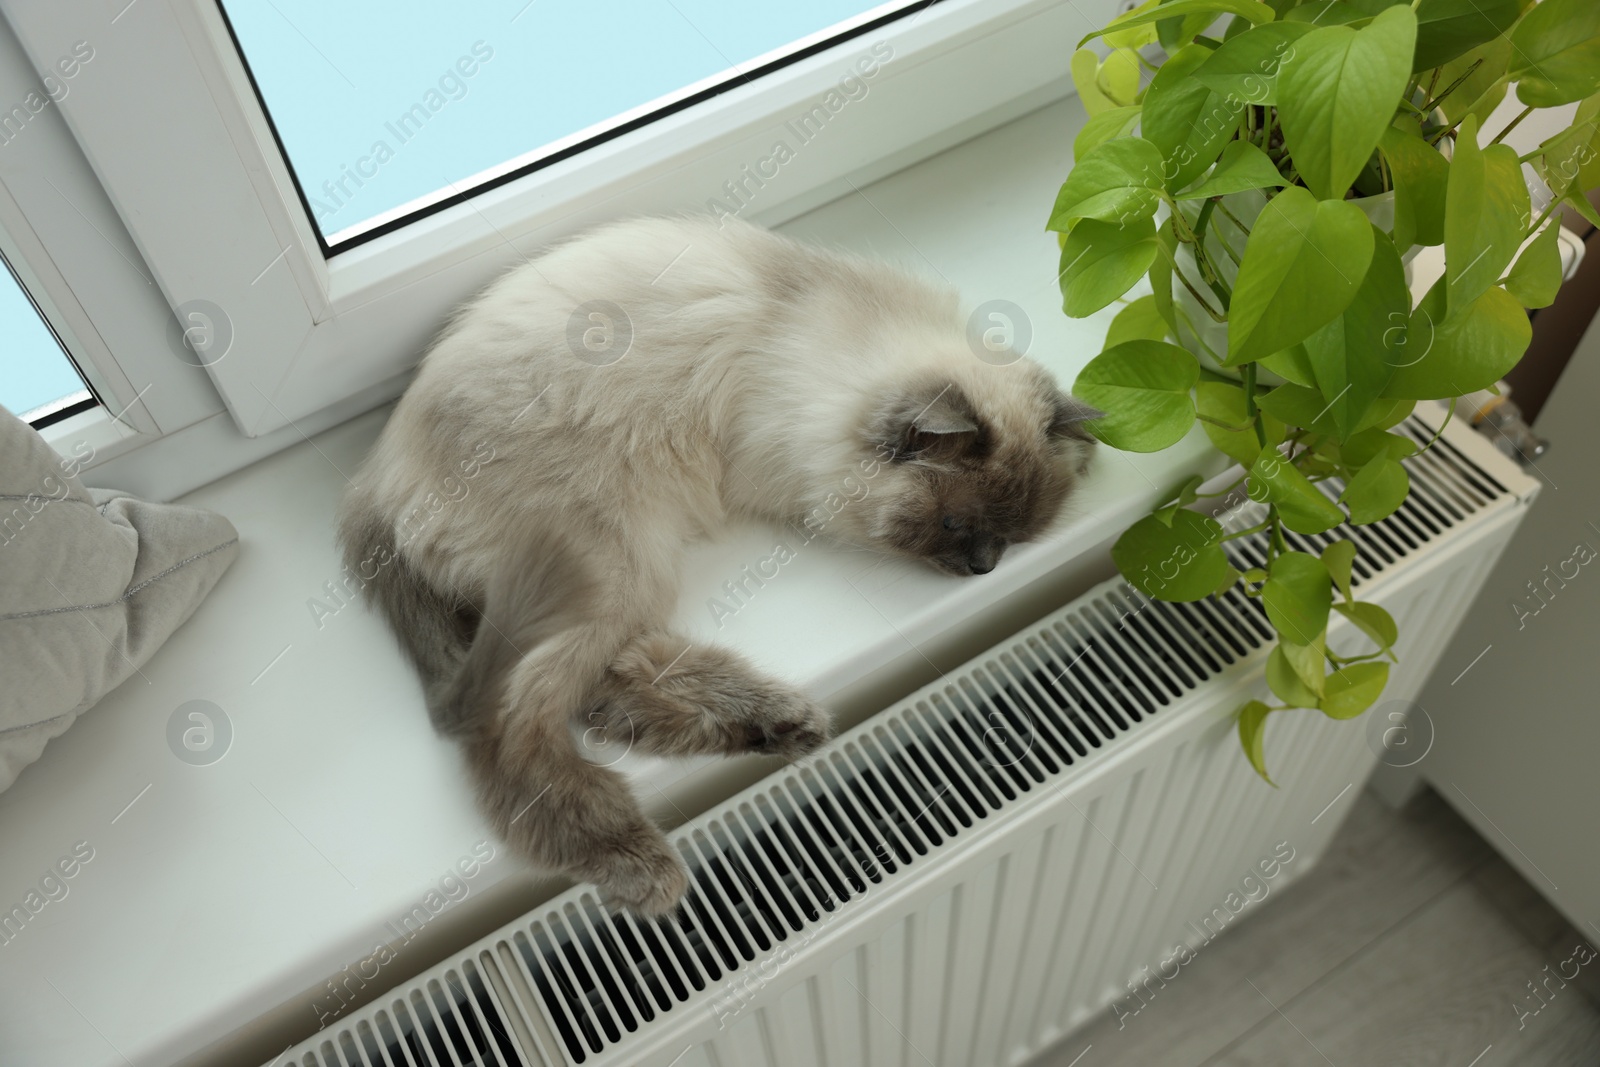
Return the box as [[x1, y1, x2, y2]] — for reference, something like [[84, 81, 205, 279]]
[[266, 409, 1536, 1067]]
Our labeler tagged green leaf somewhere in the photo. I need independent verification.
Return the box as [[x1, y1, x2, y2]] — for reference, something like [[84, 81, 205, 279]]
[[1321, 661, 1389, 718], [1385, 280, 1532, 399], [1353, 396, 1416, 433], [1176, 140, 1289, 200], [1323, 539, 1356, 601], [1434, 38, 1510, 127], [1191, 21, 1315, 104], [1071, 48, 1118, 116], [1258, 344, 1317, 387], [1106, 295, 1172, 347], [1561, 182, 1600, 231], [1099, 47, 1143, 106], [1341, 427, 1416, 466], [1250, 445, 1346, 534], [1283, 1, 1380, 27], [1153, 472, 1207, 525], [1113, 509, 1231, 602], [1237, 699, 1277, 785], [1105, 0, 1163, 48], [1073, 105, 1143, 161], [1437, 36, 1511, 125], [1277, 6, 1417, 201], [1197, 380, 1286, 467], [1445, 117, 1531, 314], [1256, 383, 1339, 433], [1338, 452, 1408, 524], [1510, 0, 1600, 108], [1072, 339, 1201, 450], [1142, 43, 1243, 193], [1261, 550, 1334, 645], [1213, 563, 1243, 597], [1079, 0, 1276, 48], [1059, 217, 1161, 318], [1284, 632, 1329, 694], [1048, 138, 1166, 228], [1303, 229, 1409, 437], [1533, 94, 1600, 205], [1413, 0, 1521, 71], [1380, 125, 1450, 249], [1505, 222, 1564, 310], [1333, 600, 1398, 650], [1227, 187, 1375, 364], [1267, 644, 1323, 705]]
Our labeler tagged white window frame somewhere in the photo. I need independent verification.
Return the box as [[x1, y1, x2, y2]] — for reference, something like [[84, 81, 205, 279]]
[[0, 9, 244, 476], [2, 0, 1113, 490]]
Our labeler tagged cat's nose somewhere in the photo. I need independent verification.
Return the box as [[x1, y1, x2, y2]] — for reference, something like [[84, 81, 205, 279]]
[[966, 538, 1003, 575]]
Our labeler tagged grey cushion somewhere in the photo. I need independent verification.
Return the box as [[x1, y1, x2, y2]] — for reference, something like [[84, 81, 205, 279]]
[[0, 405, 237, 791]]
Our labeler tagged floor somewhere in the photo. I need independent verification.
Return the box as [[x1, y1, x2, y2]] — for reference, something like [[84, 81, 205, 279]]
[[1026, 787, 1600, 1067]]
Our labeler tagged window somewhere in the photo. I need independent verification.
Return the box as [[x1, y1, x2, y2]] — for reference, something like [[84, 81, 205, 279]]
[[220, 0, 908, 250], [0, 250, 94, 425], [1, 0, 1105, 495]]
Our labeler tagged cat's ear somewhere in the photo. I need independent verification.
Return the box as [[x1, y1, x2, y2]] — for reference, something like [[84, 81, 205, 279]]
[[1047, 392, 1103, 444], [869, 382, 982, 463]]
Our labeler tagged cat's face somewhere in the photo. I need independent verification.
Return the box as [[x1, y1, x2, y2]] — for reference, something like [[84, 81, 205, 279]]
[[856, 372, 1099, 576]]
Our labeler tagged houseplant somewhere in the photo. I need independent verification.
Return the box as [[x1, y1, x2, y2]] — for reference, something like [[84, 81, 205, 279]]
[[1048, 0, 1600, 779]]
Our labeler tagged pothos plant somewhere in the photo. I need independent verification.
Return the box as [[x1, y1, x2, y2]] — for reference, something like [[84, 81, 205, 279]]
[[1047, 0, 1600, 780]]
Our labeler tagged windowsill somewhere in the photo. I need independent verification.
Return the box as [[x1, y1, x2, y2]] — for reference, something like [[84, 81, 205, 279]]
[[0, 93, 1221, 1067]]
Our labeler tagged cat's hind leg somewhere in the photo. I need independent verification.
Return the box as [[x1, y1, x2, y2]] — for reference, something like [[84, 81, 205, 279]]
[[581, 631, 832, 761], [440, 526, 692, 915]]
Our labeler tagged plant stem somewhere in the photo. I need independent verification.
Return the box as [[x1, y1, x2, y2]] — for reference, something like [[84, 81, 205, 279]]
[[1159, 241, 1228, 321], [1196, 474, 1248, 498], [1215, 200, 1253, 236], [1222, 520, 1273, 541], [1414, 400, 1455, 455], [1208, 219, 1244, 267], [1527, 195, 1562, 238], [1169, 199, 1199, 244], [1197, 413, 1252, 430], [1421, 59, 1482, 119], [1243, 364, 1267, 448], [1490, 105, 1534, 146], [1190, 200, 1233, 310], [1427, 112, 1468, 147]]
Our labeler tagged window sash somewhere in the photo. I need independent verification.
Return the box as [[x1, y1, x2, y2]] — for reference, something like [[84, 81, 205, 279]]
[[4, 0, 1103, 448]]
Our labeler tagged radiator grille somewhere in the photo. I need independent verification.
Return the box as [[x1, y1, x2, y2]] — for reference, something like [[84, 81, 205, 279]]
[[272, 415, 1517, 1067]]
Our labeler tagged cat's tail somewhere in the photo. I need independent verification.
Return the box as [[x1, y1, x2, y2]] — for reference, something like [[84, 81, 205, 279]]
[[337, 500, 479, 727]]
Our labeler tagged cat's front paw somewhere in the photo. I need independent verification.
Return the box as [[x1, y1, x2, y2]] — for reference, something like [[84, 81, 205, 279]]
[[595, 836, 690, 917], [737, 695, 831, 759]]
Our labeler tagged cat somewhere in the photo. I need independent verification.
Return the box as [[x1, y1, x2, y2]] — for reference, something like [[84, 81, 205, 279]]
[[338, 215, 1099, 914]]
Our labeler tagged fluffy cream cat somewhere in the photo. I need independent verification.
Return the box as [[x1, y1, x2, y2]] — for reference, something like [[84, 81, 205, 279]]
[[339, 216, 1098, 913]]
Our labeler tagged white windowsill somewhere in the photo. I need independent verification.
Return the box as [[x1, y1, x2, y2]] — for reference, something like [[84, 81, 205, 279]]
[[0, 93, 1223, 1067]]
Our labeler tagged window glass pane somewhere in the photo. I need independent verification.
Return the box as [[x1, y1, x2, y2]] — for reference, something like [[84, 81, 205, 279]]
[[0, 254, 90, 421], [219, 0, 904, 249]]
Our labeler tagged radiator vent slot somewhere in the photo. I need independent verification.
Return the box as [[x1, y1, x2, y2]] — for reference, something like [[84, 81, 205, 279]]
[[271, 415, 1516, 1067]]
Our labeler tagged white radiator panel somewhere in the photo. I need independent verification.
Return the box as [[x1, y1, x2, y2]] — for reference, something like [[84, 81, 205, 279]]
[[264, 413, 1536, 1067]]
